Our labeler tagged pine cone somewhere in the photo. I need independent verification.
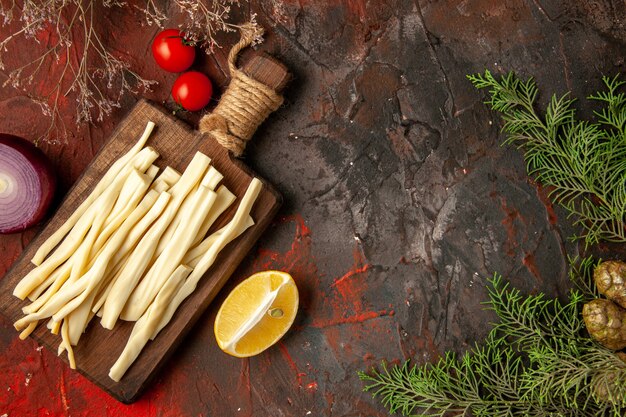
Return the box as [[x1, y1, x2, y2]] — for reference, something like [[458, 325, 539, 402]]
[[583, 299, 626, 350], [594, 261, 626, 308]]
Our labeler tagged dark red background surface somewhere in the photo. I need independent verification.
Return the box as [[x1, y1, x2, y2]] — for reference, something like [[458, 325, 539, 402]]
[[1, 1, 625, 416]]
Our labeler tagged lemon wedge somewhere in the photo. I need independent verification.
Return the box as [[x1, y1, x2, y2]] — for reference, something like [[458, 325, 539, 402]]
[[214, 270, 298, 357]]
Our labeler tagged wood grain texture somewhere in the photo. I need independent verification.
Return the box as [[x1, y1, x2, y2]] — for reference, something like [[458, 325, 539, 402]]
[[242, 53, 291, 91], [0, 99, 282, 403]]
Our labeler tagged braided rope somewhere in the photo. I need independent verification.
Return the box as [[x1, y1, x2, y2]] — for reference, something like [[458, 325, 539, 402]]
[[199, 24, 284, 157]]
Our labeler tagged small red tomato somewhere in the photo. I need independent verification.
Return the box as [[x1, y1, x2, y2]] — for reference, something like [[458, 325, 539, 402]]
[[171, 71, 213, 111], [151, 29, 196, 73]]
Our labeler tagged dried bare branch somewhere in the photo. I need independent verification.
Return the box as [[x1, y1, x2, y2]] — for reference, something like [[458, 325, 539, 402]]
[[0, 0, 259, 143]]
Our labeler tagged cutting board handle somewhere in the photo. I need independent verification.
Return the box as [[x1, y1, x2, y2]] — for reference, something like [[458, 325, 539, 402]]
[[199, 26, 290, 157]]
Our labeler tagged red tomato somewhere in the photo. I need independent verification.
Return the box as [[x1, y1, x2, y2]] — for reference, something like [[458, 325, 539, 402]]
[[171, 71, 213, 111], [151, 29, 196, 73]]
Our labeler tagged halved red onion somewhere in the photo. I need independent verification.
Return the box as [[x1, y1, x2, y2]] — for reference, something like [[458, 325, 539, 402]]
[[0, 134, 56, 233]]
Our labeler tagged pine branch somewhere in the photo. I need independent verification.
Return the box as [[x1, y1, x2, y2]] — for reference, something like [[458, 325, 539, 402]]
[[360, 263, 626, 416], [467, 71, 626, 246], [568, 255, 601, 301]]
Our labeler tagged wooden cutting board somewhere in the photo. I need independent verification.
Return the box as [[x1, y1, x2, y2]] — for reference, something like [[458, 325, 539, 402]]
[[0, 97, 283, 402]]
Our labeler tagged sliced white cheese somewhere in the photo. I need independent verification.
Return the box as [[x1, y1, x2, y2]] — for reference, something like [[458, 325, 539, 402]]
[[122, 186, 217, 321], [109, 265, 191, 382], [151, 178, 262, 339], [31, 122, 156, 266]]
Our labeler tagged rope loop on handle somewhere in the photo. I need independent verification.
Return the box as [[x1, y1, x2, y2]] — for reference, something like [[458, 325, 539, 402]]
[[199, 24, 284, 157]]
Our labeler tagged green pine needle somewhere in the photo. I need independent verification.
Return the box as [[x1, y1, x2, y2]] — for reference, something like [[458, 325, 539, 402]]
[[359, 260, 626, 416], [467, 71, 626, 246]]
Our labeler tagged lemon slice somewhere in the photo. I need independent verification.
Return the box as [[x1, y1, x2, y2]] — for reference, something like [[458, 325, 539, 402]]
[[214, 270, 298, 357]]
